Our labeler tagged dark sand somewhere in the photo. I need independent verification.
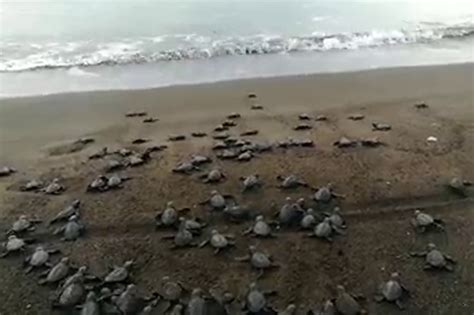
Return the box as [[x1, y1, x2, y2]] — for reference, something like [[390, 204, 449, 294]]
[[0, 63, 473, 314]]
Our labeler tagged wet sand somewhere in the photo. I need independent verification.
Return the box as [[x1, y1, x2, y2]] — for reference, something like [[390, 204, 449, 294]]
[[0, 63, 473, 314]]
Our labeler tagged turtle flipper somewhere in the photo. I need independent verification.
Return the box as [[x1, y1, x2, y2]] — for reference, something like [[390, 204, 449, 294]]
[[234, 255, 251, 262], [373, 294, 384, 303]]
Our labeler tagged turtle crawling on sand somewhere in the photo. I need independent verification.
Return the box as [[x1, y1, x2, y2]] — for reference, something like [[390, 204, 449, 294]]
[[20, 179, 43, 192], [50, 200, 81, 225], [104, 260, 134, 284], [276, 197, 305, 227], [313, 185, 344, 203], [0, 235, 29, 258], [190, 154, 212, 166], [372, 122, 392, 131], [155, 201, 189, 228], [7, 215, 41, 234], [294, 123, 312, 131], [277, 175, 308, 189], [0, 166, 16, 177], [235, 245, 279, 278], [191, 131, 208, 138], [411, 209, 444, 232], [162, 218, 197, 249], [360, 137, 384, 147], [200, 190, 234, 211], [300, 208, 317, 230], [126, 111, 147, 117], [80, 291, 101, 315], [251, 104, 264, 110], [414, 102, 429, 109], [447, 177, 471, 196], [240, 174, 263, 192], [241, 129, 259, 136], [307, 218, 344, 242], [199, 229, 236, 254], [43, 178, 65, 195], [54, 272, 86, 308], [87, 176, 108, 192], [223, 204, 255, 222], [348, 114, 365, 121], [38, 257, 71, 285], [227, 112, 241, 119], [410, 243, 456, 272], [244, 282, 276, 314], [132, 138, 150, 144], [89, 147, 108, 159], [200, 168, 226, 184], [173, 161, 200, 174], [168, 134, 186, 141], [333, 137, 357, 148], [24, 246, 58, 273], [53, 215, 85, 241], [243, 215, 276, 238], [374, 272, 410, 310], [143, 117, 158, 123]]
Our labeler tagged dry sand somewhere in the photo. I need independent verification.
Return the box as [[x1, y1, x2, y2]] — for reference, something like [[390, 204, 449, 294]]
[[0, 63, 473, 314]]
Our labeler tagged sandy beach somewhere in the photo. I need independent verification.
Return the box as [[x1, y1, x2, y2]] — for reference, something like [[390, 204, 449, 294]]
[[0, 63, 473, 314]]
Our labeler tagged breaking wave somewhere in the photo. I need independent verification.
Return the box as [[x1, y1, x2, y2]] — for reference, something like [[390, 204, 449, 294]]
[[1, 23, 473, 72]]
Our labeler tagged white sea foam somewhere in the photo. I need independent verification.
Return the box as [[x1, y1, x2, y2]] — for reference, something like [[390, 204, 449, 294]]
[[67, 67, 99, 77], [0, 22, 472, 72]]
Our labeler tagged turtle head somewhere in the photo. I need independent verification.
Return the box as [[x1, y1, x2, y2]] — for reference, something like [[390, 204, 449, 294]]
[[8, 235, 17, 240], [223, 292, 235, 303], [249, 282, 258, 290], [333, 207, 341, 214], [427, 243, 436, 250], [61, 257, 70, 264], [167, 201, 174, 208], [178, 217, 185, 222], [323, 217, 331, 223], [126, 284, 137, 294], [35, 246, 44, 252], [211, 190, 218, 196], [142, 306, 153, 314], [72, 200, 81, 208], [285, 196, 291, 202], [78, 266, 87, 273], [307, 208, 314, 215], [100, 287, 111, 296], [69, 215, 78, 222], [390, 272, 400, 280], [19, 214, 28, 220], [256, 215, 264, 222], [414, 209, 421, 215], [248, 245, 257, 253], [162, 276, 170, 283], [296, 198, 305, 206], [173, 305, 184, 312], [192, 288, 202, 297], [211, 229, 218, 235]]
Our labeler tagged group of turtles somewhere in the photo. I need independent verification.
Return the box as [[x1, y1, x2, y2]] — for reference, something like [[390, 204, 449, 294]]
[[1, 97, 472, 314]]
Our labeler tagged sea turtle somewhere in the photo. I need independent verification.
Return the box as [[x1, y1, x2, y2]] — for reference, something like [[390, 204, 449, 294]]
[[7, 215, 41, 234], [372, 122, 392, 131], [173, 161, 200, 174], [54, 215, 85, 241], [116, 284, 142, 315], [240, 174, 263, 192], [243, 215, 275, 238], [251, 104, 264, 110], [50, 200, 81, 225], [43, 178, 65, 195], [21, 179, 43, 191], [279, 304, 297, 315], [315, 115, 328, 121], [160, 276, 185, 302], [277, 197, 304, 226], [334, 285, 363, 315], [192, 132, 208, 138], [313, 185, 343, 203], [299, 113, 311, 120], [182, 218, 206, 235], [0, 235, 28, 258], [200, 190, 234, 211], [62, 266, 88, 289], [80, 291, 101, 315], [360, 137, 383, 147], [244, 282, 275, 313], [104, 260, 134, 284], [326, 207, 347, 231], [235, 246, 279, 278], [293, 123, 312, 131], [411, 210, 444, 232], [190, 154, 212, 166], [24, 246, 56, 273], [307, 218, 342, 241], [223, 120, 237, 127], [0, 166, 16, 177], [348, 114, 365, 121], [55, 276, 86, 308], [87, 176, 108, 192], [107, 174, 125, 189], [212, 141, 230, 151], [374, 272, 410, 309], [38, 257, 71, 285], [227, 112, 241, 119], [132, 138, 150, 144], [162, 218, 196, 249], [128, 155, 145, 167], [144, 144, 168, 155], [294, 138, 314, 147], [126, 111, 147, 117], [410, 243, 456, 271], [200, 169, 226, 184], [213, 132, 230, 140], [223, 204, 254, 222], [414, 102, 429, 109], [253, 142, 273, 153], [312, 300, 336, 315], [277, 175, 308, 189], [333, 137, 357, 148], [105, 159, 126, 172], [217, 149, 239, 160], [143, 117, 158, 123], [447, 177, 471, 196], [300, 208, 317, 230], [241, 129, 259, 136], [155, 201, 189, 228], [199, 229, 235, 254], [237, 151, 253, 162]]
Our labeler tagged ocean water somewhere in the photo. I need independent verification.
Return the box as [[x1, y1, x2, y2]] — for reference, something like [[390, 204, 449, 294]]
[[0, 0, 473, 97]]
